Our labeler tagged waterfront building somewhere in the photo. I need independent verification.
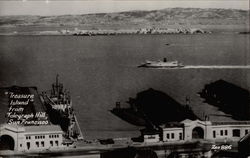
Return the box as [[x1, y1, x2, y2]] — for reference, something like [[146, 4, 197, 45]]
[[161, 123, 183, 142], [140, 129, 161, 143], [142, 119, 250, 143], [0, 124, 64, 151]]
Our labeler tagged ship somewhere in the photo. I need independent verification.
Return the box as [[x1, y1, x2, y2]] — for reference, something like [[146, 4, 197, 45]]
[[41, 75, 84, 141], [138, 58, 184, 68]]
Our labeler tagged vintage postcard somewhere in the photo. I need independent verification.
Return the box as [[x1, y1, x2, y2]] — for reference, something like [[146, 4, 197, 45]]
[[0, 0, 249, 157]]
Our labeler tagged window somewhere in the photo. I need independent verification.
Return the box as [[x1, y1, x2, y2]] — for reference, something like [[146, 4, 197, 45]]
[[49, 135, 51, 138], [220, 130, 223, 136], [41, 141, 44, 147], [20, 144, 22, 147], [55, 141, 59, 146], [245, 130, 248, 135], [167, 133, 170, 139], [225, 130, 228, 136], [171, 133, 174, 139], [35, 136, 37, 139], [27, 142, 30, 150], [232, 129, 240, 137], [213, 131, 216, 138], [50, 141, 53, 146], [36, 141, 39, 147], [148, 135, 155, 139], [179, 133, 182, 140]]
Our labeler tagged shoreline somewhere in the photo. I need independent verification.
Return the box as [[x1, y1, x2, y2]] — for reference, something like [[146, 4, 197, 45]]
[[0, 31, 247, 36], [0, 28, 249, 36], [0, 24, 248, 36], [0, 27, 212, 36]]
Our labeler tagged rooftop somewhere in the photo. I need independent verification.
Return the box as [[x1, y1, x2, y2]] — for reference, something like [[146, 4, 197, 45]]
[[212, 121, 250, 126], [24, 125, 63, 133]]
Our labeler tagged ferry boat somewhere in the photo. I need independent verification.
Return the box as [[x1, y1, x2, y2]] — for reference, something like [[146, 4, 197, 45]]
[[41, 75, 84, 141], [138, 58, 184, 68]]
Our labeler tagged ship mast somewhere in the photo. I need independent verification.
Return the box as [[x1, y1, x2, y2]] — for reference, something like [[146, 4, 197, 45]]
[[44, 75, 84, 141], [56, 74, 59, 99]]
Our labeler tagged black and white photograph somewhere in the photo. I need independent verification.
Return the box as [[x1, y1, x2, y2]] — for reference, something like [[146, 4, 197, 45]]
[[0, 0, 249, 157]]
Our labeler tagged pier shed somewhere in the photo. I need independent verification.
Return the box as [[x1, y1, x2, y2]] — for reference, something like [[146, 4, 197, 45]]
[[0, 124, 64, 152]]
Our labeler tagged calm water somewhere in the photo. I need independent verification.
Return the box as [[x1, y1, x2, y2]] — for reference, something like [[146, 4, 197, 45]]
[[0, 34, 250, 139]]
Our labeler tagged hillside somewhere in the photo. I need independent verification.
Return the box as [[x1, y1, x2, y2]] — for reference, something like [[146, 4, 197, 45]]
[[0, 8, 249, 30]]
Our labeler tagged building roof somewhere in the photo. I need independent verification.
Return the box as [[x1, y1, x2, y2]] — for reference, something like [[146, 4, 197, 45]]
[[0, 124, 63, 134], [180, 119, 212, 126], [181, 119, 192, 123], [212, 121, 250, 126], [24, 125, 63, 133], [0, 124, 25, 132]]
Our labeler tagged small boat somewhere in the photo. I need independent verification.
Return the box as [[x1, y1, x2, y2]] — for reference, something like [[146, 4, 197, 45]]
[[138, 58, 184, 68]]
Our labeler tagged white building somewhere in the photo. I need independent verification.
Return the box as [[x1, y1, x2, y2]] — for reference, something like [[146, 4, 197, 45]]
[[181, 119, 250, 141], [140, 129, 161, 143], [162, 127, 183, 142], [0, 124, 64, 151], [142, 119, 250, 143]]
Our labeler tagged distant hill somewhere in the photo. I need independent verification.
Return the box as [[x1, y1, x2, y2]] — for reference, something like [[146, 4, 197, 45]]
[[0, 8, 249, 30]]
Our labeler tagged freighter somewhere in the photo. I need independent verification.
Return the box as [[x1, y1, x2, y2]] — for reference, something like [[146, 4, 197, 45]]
[[41, 75, 84, 141], [138, 58, 184, 68]]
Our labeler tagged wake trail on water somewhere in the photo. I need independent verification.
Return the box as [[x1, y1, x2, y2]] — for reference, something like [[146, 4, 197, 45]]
[[133, 65, 250, 69], [182, 65, 250, 69]]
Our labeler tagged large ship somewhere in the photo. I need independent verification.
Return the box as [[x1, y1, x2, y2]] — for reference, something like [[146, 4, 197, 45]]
[[41, 75, 84, 141], [138, 58, 184, 68]]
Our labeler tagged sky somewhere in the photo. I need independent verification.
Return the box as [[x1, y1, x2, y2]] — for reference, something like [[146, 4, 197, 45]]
[[0, 0, 249, 16]]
